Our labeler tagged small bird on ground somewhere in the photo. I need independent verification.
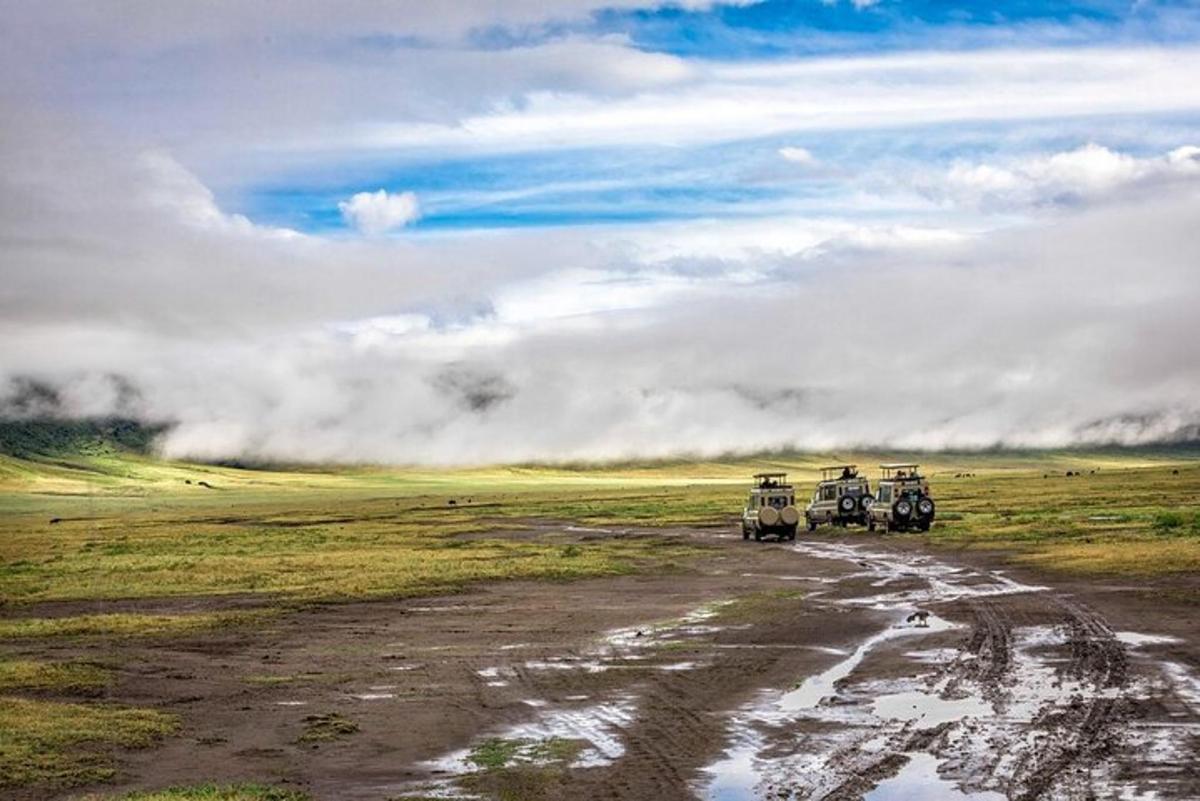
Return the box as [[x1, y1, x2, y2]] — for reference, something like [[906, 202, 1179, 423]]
[[906, 611, 930, 627]]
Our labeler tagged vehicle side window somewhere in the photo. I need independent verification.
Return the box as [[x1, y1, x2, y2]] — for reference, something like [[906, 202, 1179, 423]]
[[821, 485, 836, 501], [879, 486, 891, 503]]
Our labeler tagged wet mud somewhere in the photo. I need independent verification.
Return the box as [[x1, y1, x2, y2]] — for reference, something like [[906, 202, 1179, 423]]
[[9, 527, 1199, 801]]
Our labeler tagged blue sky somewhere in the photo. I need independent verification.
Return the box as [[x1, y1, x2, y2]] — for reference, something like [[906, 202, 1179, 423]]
[[205, 0, 1200, 234]]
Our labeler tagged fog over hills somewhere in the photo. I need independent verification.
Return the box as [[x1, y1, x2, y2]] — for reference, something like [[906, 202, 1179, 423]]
[[2, 1, 1199, 464]]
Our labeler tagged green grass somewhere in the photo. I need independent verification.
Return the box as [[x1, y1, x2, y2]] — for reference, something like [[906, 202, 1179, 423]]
[[0, 696, 177, 787], [80, 784, 310, 800], [913, 465, 1200, 576], [0, 659, 111, 692], [0, 611, 274, 640], [296, 712, 358, 743], [1, 449, 1198, 610], [716, 589, 806, 622], [468, 736, 582, 769], [0, 446, 1196, 794]]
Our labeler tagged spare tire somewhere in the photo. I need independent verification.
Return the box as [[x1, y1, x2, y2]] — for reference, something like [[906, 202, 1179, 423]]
[[917, 497, 935, 517], [860, 495, 874, 511], [838, 495, 857, 514], [759, 506, 781, 527], [894, 499, 913, 518], [780, 506, 800, 526]]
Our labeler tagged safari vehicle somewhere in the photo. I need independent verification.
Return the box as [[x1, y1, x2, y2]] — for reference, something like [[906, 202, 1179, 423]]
[[804, 464, 872, 530], [866, 463, 936, 532], [741, 472, 800, 541]]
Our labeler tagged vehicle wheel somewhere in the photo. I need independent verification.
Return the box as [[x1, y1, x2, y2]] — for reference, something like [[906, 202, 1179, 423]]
[[742, 526, 750, 540], [867, 517, 876, 532], [754, 529, 763, 542], [807, 519, 817, 532], [786, 526, 797, 541], [838, 495, 857, 515], [919, 521, 931, 532]]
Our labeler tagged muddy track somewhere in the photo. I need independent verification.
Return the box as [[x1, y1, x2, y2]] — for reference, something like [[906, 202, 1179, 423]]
[[1012, 599, 1132, 801], [943, 598, 1012, 702], [10, 528, 1199, 801]]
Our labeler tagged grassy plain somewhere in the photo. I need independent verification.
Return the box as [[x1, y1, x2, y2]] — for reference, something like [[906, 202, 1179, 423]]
[[0, 445, 1198, 796], [2, 448, 1198, 609]]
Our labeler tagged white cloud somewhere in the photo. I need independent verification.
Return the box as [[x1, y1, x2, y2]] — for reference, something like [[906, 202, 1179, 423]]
[[328, 47, 1200, 162], [3, 7, 1200, 463], [936, 143, 1200, 210], [137, 151, 301, 239], [338, 189, 421, 234], [779, 146, 817, 165], [3, 116, 1200, 463]]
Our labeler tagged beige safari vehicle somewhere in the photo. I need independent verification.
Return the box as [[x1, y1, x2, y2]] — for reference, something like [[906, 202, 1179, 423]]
[[741, 472, 801, 541], [866, 463, 936, 532], [804, 465, 873, 530]]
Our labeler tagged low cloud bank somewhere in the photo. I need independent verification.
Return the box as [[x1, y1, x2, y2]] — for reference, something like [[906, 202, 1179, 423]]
[[2, 118, 1199, 464]]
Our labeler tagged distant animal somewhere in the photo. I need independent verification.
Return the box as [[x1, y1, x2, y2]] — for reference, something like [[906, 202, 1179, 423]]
[[49, 517, 62, 525], [447, 499, 457, 506], [906, 611, 930, 628], [197, 480, 214, 489], [1173, 469, 1180, 475]]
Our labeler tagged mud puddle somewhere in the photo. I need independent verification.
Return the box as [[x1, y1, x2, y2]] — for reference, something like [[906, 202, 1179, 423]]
[[406, 600, 732, 796], [699, 539, 1200, 801], [74, 527, 1198, 801]]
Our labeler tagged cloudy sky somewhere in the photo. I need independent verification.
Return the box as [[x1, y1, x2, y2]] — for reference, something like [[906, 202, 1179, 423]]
[[2, 1, 1199, 463]]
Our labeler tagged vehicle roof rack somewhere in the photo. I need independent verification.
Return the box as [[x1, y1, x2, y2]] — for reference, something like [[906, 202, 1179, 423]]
[[880, 463, 920, 469], [752, 472, 792, 488], [820, 464, 856, 471]]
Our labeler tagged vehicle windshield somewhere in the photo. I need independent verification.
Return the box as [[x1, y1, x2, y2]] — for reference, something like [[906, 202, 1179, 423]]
[[766, 495, 792, 508]]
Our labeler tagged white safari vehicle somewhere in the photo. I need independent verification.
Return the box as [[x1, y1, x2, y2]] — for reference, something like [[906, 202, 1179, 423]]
[[804, 464, 873, 530], [741, 472, 801, 541], [866, 463, 936, 532]]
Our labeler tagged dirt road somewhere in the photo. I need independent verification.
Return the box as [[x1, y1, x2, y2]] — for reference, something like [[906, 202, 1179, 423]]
[[19, 526, 1200, 801]]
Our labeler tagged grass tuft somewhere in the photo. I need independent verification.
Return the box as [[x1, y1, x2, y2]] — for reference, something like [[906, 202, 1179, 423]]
[[0, 659, 111, 692], [0, 611, 272, 641], [79, 783, 310, 800], [296, 713, 358, 743], [0, 696, 177, 787]]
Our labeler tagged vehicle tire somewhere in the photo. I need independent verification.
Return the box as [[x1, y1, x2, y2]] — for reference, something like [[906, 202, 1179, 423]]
[[894, 499, 913, 519], [867, 517, 876, 532], [807, 518, 817, 532], [918, 521, 931, 532], [742, 525, 750, 540], [754, 529, 763, 542], [780, 506, 800, 527], [860, 496, 874, 512], [838, 495, 857, 515], [788, 528, 797, 541], [759, 506, 780, 527]]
